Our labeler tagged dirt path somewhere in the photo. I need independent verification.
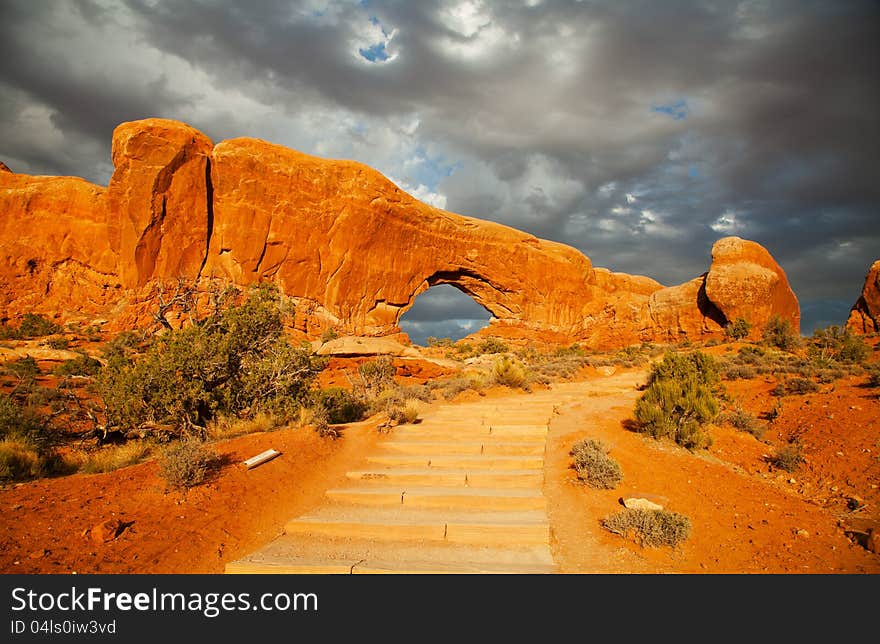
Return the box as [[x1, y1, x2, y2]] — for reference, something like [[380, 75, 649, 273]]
[[545, 370, 880, 573]]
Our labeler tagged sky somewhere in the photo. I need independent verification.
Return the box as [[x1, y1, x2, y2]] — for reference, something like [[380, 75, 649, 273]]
[[1, 0, 878, 345]]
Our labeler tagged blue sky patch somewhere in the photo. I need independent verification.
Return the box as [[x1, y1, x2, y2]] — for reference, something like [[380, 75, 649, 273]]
[[652, 99, 689, 121]]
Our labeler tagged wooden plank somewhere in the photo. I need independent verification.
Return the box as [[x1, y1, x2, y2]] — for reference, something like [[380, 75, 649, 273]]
[[243, 449, 281, 469]]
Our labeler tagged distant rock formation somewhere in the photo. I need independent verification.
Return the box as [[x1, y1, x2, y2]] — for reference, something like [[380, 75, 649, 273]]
[[0, 118, 800, 347], [847, 260, 880, 334]]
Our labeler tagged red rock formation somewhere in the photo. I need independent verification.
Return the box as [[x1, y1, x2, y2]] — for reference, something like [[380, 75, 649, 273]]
[[106, 119, 213, 287], [847, 260, 880, 334], [0, 162, 12, 173], [704, 237, 800, 333], [0, 118, 801, 346]]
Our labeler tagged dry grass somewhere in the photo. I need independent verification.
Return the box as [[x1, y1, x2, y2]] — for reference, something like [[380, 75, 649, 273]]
[[570, 438, 622, 489], [207, 412, 278, 440], [78, 441, 152, 474], [0, 437, 43, 481]]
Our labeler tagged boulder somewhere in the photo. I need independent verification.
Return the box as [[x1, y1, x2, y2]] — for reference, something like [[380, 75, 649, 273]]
[[704, 237, 800, 335], [847, 260, 880, 334]]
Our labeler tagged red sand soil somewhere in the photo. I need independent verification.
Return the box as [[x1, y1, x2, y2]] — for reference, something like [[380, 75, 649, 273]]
[[1, 360, 878, 574]]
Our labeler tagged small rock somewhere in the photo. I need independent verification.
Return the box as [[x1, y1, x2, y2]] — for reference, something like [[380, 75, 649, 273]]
[[836, 451, 844, 457], [867, 529, 880, 554], [795, 529, 810, 538], [789, 478, 796, 484], [621, 496, 665, 511], [28, 549, 48, 559], [89, 518, 127, 544]]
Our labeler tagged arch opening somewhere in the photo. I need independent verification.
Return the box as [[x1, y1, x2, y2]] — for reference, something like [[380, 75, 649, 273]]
[[399, 283, 492, 346]]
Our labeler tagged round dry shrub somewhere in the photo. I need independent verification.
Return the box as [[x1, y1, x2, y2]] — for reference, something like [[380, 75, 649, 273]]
[[602, 508, 691, 548], [570, 439, 622, 489], [159, 440, 218, 490]]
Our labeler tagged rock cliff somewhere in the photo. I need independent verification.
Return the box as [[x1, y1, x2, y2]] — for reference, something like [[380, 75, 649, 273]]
[[847, 260, 880, 334]]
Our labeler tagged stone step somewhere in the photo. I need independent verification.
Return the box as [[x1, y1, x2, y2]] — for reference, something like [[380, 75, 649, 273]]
[[379, 440, 545, 456], [284, 507, 549, 545], [227, 558, 555, 574], [225, 536, 555, 574], [345, 467, 544, 488], [365, 454, 544, 470], [392, 424, 547, 440], [325, 486, 546, 511]]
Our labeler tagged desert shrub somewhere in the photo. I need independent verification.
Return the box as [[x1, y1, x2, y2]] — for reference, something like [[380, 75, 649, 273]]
[[570, 439, 622, 489], [97, 284, 323, 437], [763, 315, 799, 351], [317, 388, 368, 424], [867, 365, 880, 387], [387, 398, 421, 424], [320, 327, 339, 343], [159, 440, 218, 489], [45, 336, 70, 350], [358, 357, 396, 396], [426, 336, 453, 348], [724, 317, 752, 340], [771, 443, 803, 472], [724, 365, 757, 380], [6, 356, 41, 379], [0, 394, 61, 481], [602, 508, 691, 548], [633, 351, 720, 449], [21, 314, 61, 338], [434, 375, 487, 400], [303, 405, 337, 438], [472, 337, 507, 355], [102, 331, 141, 359], [492, 356, 529, 389], [52, 354, 102, 377], [79, 442, 151, 474], [773, 376, 819, 396], [723, 405, 764, 439]]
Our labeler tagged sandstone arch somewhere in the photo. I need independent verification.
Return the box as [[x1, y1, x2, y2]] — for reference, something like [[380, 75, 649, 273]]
[[0, 118, 801, 347]]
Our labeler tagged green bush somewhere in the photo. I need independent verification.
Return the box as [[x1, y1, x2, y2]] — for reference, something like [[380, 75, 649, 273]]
[[570, 439, 622, 489], [97, 284, 324, 437], [602, 508, 691, 547], [426, 336, 453, 348], [0, 314, 62, 339], [6, 356, 41, 379], [320, 327, 339, 343], [867, 365, 880, 388], [763, 315, 799, 351], [52, 354, 102, 377], [45, 336, 70, 350], [724, 317, 752, 340], [811, 326, 869, 364], [317, 388, 368, 424], [0, 394, 59, 481], [633, 352, 720, 449], [476, 337, 509, 355]]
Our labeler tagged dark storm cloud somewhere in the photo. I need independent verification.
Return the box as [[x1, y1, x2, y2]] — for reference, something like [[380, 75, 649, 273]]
[[1, 0, 878, 333]]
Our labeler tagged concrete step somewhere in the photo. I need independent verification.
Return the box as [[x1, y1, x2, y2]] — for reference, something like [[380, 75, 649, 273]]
[[378, 440, 545, 456], [284, 507, 549, 545], [392, 424, 547, 440], [226, 536, 555, 574], [365, 454, 544, 470], [325, 486, 546, 511], [345, 467, 544, 488]]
